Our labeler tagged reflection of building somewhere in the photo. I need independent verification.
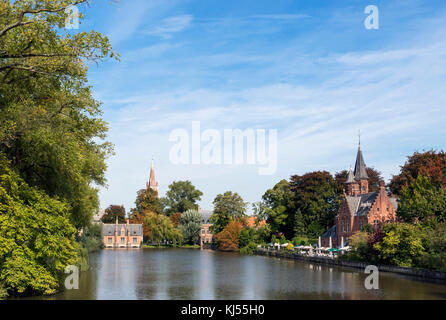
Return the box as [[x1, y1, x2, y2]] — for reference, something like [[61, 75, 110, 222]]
[[321, 143, 398, 247], [102, 217, 143, 248], [146, 159, 159, 197], [200, 210, 214, 248]]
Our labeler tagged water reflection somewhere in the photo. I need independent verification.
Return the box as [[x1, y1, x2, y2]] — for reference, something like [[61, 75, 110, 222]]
[[27, 249, 446, 300]]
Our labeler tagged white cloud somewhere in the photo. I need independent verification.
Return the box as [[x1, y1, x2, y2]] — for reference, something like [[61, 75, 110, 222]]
[[146, 14, 193, 39]]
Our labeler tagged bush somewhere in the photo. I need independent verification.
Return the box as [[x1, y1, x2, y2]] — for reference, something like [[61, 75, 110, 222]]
[[344, 232, 371, 262], [240, 242, 257, 255], [0, 282, 7, 300]]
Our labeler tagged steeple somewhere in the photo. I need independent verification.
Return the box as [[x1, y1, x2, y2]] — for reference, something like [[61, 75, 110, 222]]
[[147, 159, 159, 196], [354, 143, 368, 180], [346, 167, 355, 183]]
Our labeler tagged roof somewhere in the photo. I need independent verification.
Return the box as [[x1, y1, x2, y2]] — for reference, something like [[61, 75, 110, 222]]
[[346, 167, 355, 183], [200, 210, 213, 224], [245, 216, 267, 228], [102, 224, 143, 236], [345, 192, 379, 216], [321, 225, 337, 238], [354, 146, 369, 180]]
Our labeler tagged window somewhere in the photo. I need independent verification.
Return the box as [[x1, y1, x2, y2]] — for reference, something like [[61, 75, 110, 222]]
[[377, 207, 380, 212], [108, 237, 112, 244], [386, 207, 389, 212], [133, 238, 137, 244], [359, 220, 363, 230], [121, 229, 125, 236], [202, 229, 205, 235], [121, 237, 125, 244], [362, 186, 365, 191]]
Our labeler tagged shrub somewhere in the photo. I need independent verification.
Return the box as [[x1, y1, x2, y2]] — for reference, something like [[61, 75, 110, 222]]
[[240, 242, 257, 255]]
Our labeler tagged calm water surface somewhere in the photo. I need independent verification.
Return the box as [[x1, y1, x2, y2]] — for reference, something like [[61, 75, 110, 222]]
[[34, 249, 446, 300]]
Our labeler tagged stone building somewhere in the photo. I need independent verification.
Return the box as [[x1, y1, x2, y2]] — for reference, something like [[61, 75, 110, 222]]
[[321, 143, 398, 247], [102, 217, 143, 248]]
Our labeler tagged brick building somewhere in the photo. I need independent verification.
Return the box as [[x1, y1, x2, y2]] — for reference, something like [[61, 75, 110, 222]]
[[200, 210, 214, 248], [102, 218, 143, 248], [321, 143, 398, 247]]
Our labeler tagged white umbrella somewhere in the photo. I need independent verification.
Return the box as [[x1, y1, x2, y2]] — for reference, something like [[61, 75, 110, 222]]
[[318, 236, 321, 248], [341, 236, 344, 248], [329, 237, 332, 248]]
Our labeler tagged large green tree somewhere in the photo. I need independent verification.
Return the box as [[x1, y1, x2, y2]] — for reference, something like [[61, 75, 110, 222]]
[[133, 188, 163, 215], [210, 191, 247, 234], [0, 0, 116, 228], [397, 175, 446, 225], [179, 209, 202, 245], [0, 154, 77, 296], [290, 171, 342, 236], [161, 180, 203, 216], [145, 213, 183, 246], [260, 179, 295, 237]]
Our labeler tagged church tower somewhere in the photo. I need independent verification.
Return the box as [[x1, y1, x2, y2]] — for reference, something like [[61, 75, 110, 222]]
[[147, 159, 159, 197], [353, 142, 369, 194]]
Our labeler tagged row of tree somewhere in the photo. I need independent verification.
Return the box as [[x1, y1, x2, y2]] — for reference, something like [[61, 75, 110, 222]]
[[0, 0, 116, 297]]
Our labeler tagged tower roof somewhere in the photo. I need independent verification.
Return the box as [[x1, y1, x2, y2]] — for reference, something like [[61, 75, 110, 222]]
[[354, 145, 368, 180], [346, 167, 355, 183]]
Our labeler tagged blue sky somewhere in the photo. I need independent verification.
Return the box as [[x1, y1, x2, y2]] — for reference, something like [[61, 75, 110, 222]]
[[77, 0, 446, 213]]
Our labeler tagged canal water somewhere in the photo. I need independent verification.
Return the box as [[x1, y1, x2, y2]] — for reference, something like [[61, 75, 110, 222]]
[[34, 249, 446, 300]]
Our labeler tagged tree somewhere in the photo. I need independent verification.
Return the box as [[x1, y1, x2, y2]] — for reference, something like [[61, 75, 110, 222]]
[[101, 205, 126, 224], [215, 221, 243, 252], [261, 179, 294, 238], [335, 167, 383, 192], [145, 213, 183, 246], [290, 171, 342, 234], [0, 154, 77, 296], [389, 150, 446, 195], [133, 188, 163, 215], [373, 223, 425, 267], [0, 0, 116, 229], [179, 209, 202, 244], [210, 191, 247, 234], [161, 181, 203, 216], [417, 222, 446, 271], [129, 210, 153, 242], [170, 212, 182, 227], [397, 175, 446, 225]]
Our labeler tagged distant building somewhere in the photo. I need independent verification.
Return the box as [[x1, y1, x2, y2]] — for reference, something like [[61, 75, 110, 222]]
[[321, 143, 398, 247], [200, 210, 214, 248], [245, 216, 267, 228], [146, 159, 159, 197], [93, 208, 105, 223], [102, 217, 143, 248]]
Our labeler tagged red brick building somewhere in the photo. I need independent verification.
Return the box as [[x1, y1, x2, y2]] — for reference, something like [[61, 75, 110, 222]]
[[321, 144, 398, 247], [102, 218, 143, 248]]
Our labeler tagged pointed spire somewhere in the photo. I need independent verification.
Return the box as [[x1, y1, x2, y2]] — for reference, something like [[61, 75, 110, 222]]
[[147, 159, 159, 196], [354, 144, 368, 180], [346, 166, 355, 183]]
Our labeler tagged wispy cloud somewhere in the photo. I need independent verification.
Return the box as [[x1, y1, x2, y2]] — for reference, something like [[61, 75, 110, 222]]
[[146, 14, 193, 39]]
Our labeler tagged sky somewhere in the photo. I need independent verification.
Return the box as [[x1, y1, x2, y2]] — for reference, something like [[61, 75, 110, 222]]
[[76, 0, 446, 213]]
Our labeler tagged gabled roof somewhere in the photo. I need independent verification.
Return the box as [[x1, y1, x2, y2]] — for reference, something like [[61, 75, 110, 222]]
[[354, 146, 369, 180], [102, 224, 143, 236], [345, 192, 379, 216]]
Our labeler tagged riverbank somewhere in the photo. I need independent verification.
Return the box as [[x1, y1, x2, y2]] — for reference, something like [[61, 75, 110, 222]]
[[255, 248, 446, 282]]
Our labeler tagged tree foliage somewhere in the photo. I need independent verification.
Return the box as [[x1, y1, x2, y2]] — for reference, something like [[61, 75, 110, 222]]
[[210, 191, 247, 234], [179, 209, 202, 245], [0, 0, 116, 229], [389, 150, 446, 195], [101, 205, 126, 224], [397, 175, 446, 225], [215, 221, 243, 252], [145, 213, 183, 246], [161, 180, 203, 216], [0, 154, 77, 296], [133, 188, 163, 215]]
